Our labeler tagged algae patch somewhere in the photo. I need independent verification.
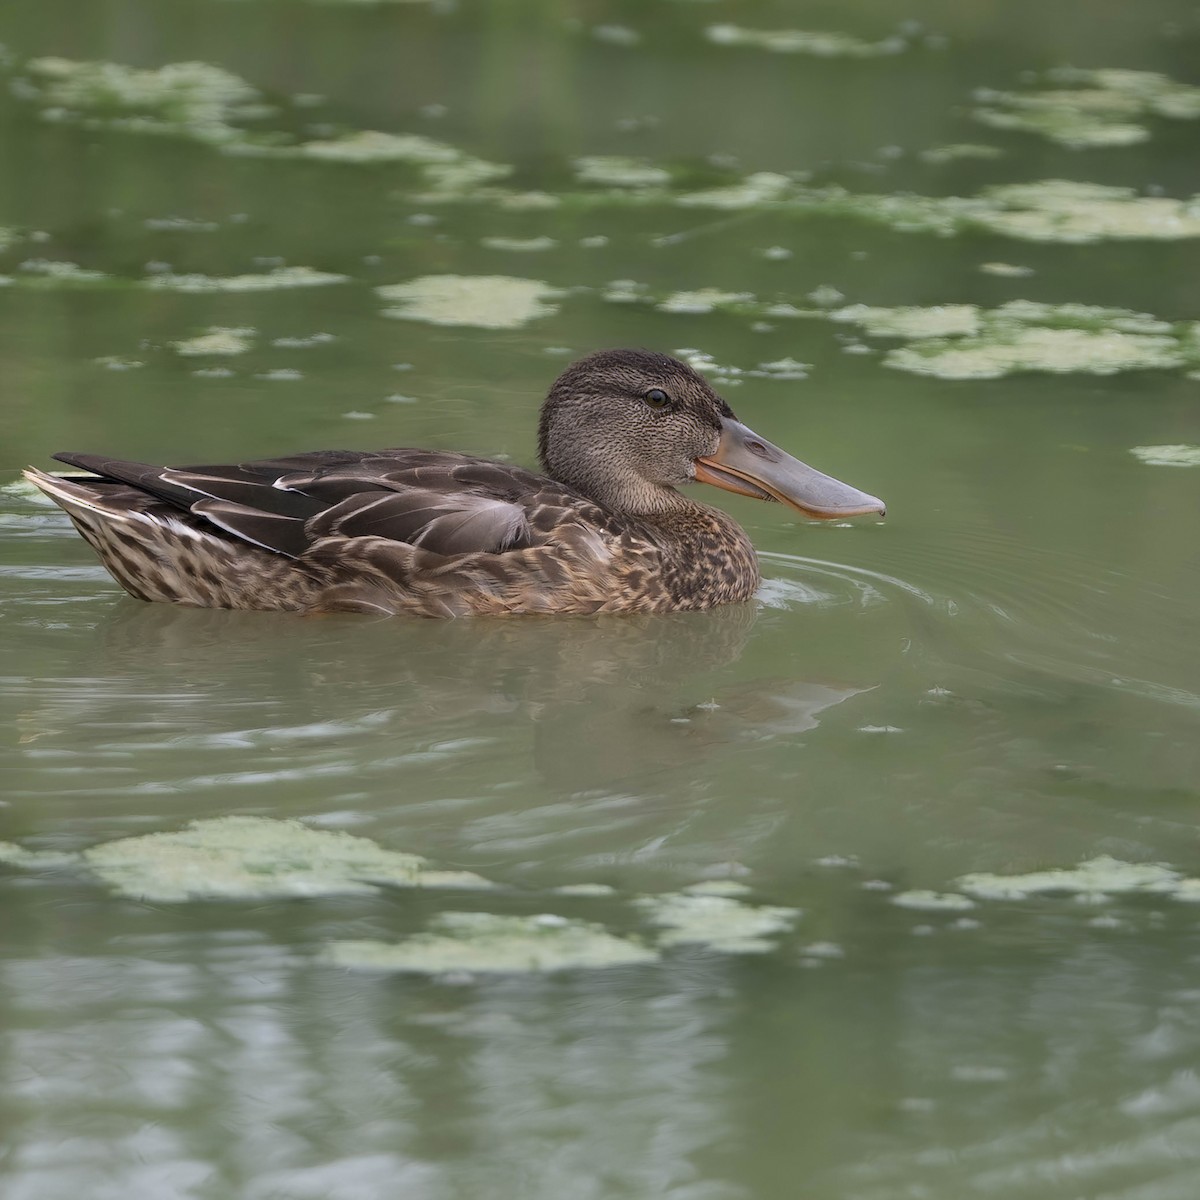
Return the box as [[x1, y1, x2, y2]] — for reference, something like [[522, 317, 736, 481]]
[[1129, 444, 1200, 467], [377, 275, 564, 328], [0, 841, 78, 869], [171, 327, 256, 356], [918, 143, 1004, 164], [831, 304, 981, 339], [146, 266, 348, 292], [575, 156, 671, 189], [79, 816, 496, 901], [658, 288, 755, 315], [956, 856, 1183, 901], [634, 886, 800, 953], [672, 177, 1200, 244], [974, 68, 1200, 149], [481, 236, 557, 253], [705, 24, 905, 58], [11, 55, 511, 194], [325, 912, 658, 975], [17, 259, 110, 285], [819, 299, 1193, 379], [16, 57, 270, 145], [677, 172, 796, 210], [891, 890, 976, 912]]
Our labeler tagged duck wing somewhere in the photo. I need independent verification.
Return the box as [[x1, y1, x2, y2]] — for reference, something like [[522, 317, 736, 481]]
[[51, 449, 568, 560]]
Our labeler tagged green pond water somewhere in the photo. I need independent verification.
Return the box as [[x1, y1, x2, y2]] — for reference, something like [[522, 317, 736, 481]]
[[2, 0, 1200, 1196]]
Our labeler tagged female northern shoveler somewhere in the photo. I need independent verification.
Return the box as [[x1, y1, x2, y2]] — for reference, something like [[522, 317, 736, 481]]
[[24, 349, 884, 616]]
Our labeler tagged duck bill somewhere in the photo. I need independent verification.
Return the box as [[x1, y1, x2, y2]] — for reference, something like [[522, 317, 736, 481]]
[[694, 418, 886, 520]]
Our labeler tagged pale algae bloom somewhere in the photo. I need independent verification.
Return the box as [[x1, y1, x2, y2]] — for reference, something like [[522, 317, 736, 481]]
[[11, 55, 512, 194], [0, 842, 78, 869], [1129, 445, 1200, 466], [171, 327, 256, 356], [95, 356, 145, 371], [918, 143, 1005, 164], [973, 67, 1200, 148], [552, 883, 618, 897], [574, 156, 671, 189], [956, 856, 1185, 901], [979, 262, 1035, 277], [480, 236, 558, 252], [705, 24, 905, 58], [820, 300, 1192, 379], [667, 176, 1200, 244], [752, 357, 811, 380], [0, 260, 345, 293], [658, 288, 755, 315], [77, 816, 497, 901], [325, 913, 658, 975], [17, 259, 109, 285], [677, 172, 796, 209], [830, 304, 982, 339], [145, 266, 348, 292], [377, 275, 565, 328], [891, 890, 977, 912], [973, 180, 1200, 243], [296, 130, 464, 164], [634, 885, 800, 953], [16, 57, 270, 145]]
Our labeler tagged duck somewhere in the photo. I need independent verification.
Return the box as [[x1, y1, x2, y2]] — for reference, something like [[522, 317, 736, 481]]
[[23, 349, 885, 617]]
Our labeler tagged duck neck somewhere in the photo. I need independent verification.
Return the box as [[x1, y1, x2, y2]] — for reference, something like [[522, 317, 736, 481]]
[[548, 457, 692, 520]]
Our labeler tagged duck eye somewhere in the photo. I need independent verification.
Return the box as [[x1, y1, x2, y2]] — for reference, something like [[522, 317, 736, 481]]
[[643, 388, 671, 410]]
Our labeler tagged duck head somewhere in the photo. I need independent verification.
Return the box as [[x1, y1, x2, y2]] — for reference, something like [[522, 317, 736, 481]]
[[538, 349, 885, 520]]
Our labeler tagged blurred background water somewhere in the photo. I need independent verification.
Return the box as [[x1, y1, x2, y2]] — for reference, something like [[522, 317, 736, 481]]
[[2, 1, 1200, 1197]]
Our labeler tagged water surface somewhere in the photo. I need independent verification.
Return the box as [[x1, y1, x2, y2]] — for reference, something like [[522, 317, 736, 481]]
[[2, 2, 1200, 1197]]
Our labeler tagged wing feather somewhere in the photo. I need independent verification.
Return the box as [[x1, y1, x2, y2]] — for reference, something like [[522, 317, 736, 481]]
[[53, 448, 584, 561]]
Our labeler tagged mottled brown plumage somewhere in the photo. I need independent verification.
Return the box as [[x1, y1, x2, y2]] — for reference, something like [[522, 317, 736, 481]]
[[24, 349, 884, 617]]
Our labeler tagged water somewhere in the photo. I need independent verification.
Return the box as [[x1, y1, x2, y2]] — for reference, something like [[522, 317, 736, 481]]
[[2, 1, 1200, 1196]]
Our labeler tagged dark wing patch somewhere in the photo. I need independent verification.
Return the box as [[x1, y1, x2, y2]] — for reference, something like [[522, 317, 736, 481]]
[[191, 500, 312, 558], [53, 448, 563, 560], [306, 489, 533, 556]]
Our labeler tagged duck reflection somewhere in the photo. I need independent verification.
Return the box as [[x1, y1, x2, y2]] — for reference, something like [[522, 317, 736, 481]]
[[84, 601, 872, 794]]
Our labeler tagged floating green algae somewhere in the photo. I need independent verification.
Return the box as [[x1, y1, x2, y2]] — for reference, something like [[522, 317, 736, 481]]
[[956, 856, 1183, 901], [918, 143, 1004, 164], [705, 24, 905, 58], [171, 327, 256, 356], [0, 841, 78, 869], [818, 299, 1193, 379], [78, 816, 496, 901], [377, 275, 564, 328], [830, 303, 982, 339], [891, 890, 977, 912], [146, 266, 348, 292], [499, 174, 1200, 245], [11, 54, 512, 193], [973, 180, 1200, 243], [480, 236, 558, 252], [658, 288, 755, 315], [979, 262, 1035, 277], [574, 156, 671, 189], [886, 328, 1183, 379], [676, 172, 797, 209], [1129, 444, 1200, 466], [16, 259, 110, 285], [325, 912, 658, 975], [16, 57, 270, 145], [634, 886, 800, 954], [295, 130, 461, 163], [973, 68, 1200, 149]]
